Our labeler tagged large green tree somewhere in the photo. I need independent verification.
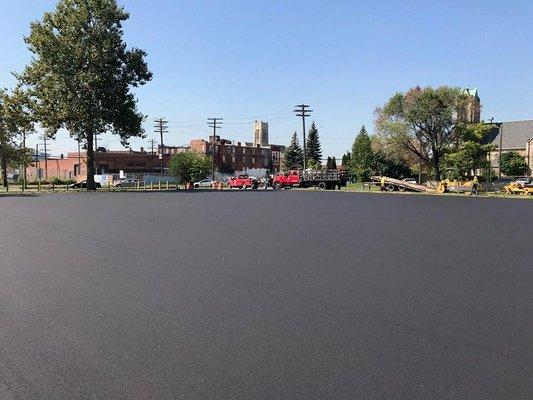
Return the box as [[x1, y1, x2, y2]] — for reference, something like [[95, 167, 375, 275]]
[[283, 131, 303, 170], [168, 151, 212, 183], [0, 88, 34, 189], [306, 121, 322, 164], [350, 126, 374, 181], [19, 0, 152, 190], [375, 86, 470, 180], [500, 151, 528, 177]]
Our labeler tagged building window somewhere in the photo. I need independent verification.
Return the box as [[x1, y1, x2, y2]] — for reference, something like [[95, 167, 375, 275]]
[[232, 156, 235, 163], [222, 155, 226, 163]]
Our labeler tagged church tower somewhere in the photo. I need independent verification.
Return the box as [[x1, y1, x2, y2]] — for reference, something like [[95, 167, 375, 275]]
[[463, 87, 481, 123]]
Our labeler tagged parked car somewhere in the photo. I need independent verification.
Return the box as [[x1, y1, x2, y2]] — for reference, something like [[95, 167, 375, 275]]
[[403, 178, 418, 185], [515, 177, 532, 185], [113, 179, 137, 188], [193, 179, 215, 188], [227, 174, 255, 189], [68, 181, 102, 189]]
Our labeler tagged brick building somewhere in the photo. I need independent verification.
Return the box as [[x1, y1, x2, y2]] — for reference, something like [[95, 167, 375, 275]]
[[190, 136, 285, 173], [26, 149, 173, 181]]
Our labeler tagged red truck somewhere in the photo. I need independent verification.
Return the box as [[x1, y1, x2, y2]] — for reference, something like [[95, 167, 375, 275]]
[[227, 174, 256, 189], [272, 169, 347, 190]]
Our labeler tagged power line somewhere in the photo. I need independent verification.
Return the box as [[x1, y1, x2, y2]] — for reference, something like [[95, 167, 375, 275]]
[[38, 134, 49, 180], [293, 104, 313, 169], [207, 117, 223, 180], [154, 118, 169, 175], [147, 138, 157, 174]]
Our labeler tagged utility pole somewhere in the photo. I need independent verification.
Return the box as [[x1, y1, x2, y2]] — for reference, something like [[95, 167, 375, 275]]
[[498, 121, 503, 178], [35, 144, 40, 183], [154, 118, 169, 175], [487, 117, 494, 184], [207, 118, 223, 180], [21, 131, 27, 191], [39, 134, 49, 180], [148, 139, 157, 155], [148, 138, 157, 174], [293, 104, 313, 170], [77, 138, 82, 179]]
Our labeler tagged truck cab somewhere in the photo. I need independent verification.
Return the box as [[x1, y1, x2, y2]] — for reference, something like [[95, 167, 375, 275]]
[[227, 174, 254, 189], [272, 170, 301, 189]]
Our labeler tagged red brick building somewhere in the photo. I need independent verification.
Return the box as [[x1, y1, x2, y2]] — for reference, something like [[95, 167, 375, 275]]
[[26, 149, 172, 181], [191, 136, 285, 173]]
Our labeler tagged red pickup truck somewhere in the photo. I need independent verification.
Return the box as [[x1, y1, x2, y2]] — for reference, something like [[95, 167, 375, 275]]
[[272, 169, 346, 190], [227, 174, 255, 189]]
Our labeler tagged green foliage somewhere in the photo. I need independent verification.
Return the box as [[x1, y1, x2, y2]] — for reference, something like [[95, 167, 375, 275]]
[[305, 122, 322, 164], [373, 151, 412, 179], [500, 151, 529, 176], [326, 156, 337, 170], [168, 151, 212, 183], [444, 141, 492, 180], [306, 158, 322, 170], [283, 131, 303, 170], [349, 126, 374, 181], [341, 152, 351, 166], [375, 86, 470, 180], [0, 88, 35, 186], [19, 0, 152, 190]]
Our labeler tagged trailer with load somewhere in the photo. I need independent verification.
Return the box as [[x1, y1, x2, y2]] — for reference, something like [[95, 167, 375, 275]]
[[371, 176, 435, 193], [272, 169, 347, 190]]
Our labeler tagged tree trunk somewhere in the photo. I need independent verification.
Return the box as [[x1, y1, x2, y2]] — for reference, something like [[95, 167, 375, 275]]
[[1, 156, 8, 189], [86, 130, 96, 191], [433, 151, 441, 181]]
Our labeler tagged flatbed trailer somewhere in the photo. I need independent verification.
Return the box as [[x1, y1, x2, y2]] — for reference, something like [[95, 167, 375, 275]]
[[272, 169, 347, 190], [371, 176, 435, 193]]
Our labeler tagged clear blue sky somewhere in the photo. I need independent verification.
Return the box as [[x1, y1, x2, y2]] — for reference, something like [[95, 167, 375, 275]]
[[1, 0, 533, 159]]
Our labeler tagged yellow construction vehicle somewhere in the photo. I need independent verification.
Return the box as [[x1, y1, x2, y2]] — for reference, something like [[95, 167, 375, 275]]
[[503, 182, 533, 195], [436, 179, 475, 194]]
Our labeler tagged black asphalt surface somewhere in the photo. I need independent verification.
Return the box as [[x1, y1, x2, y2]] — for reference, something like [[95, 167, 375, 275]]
[[0, 191, 532, 399]]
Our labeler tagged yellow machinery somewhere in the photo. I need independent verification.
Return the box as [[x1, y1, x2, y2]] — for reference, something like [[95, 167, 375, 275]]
[[436, 179, 475, 194], [504, 182, 533, 195]]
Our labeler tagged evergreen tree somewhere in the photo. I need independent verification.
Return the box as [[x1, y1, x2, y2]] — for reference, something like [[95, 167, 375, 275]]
[[283, 131, 303, 170], [326, 156, 337, 170], [341, 152, 351, 167], [306, 121, 322, 164], [350, 125, 374, 181]]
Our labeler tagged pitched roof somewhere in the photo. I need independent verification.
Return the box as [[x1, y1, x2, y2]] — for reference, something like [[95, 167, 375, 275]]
[[486, 120, 533, 149], [463, 87, 479, 98]]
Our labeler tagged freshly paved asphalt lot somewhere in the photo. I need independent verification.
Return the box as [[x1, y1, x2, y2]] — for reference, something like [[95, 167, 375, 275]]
[[0, 190, 532, 399]]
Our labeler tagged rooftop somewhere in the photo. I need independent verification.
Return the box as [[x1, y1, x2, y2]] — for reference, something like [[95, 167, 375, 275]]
[[485, 120, 533, 149]]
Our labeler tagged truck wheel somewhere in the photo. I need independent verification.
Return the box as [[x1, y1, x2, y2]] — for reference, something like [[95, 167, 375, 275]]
[[317, 182, 327, 190], [387, 184, 396, 192], [242, 184, 247, 189], [274, 182, 282, 190], [398, 186, 406, 192]]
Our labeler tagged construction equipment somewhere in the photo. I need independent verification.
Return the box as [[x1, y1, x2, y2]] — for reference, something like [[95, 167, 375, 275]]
[[503, 182, 533, 195], [371, 176, 435, 193], [435, 179, 477, 194]]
